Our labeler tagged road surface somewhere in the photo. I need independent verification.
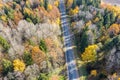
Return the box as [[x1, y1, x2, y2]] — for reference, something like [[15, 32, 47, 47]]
[[59, 0, 79, 80]]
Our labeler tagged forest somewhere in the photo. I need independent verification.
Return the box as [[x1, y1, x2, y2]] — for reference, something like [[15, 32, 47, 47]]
[[0, 0, 120, 80], [65, 0, 120, 79]]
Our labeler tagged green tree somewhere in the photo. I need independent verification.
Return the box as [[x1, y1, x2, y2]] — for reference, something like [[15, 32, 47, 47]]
[[104, 13, 111, 29], [39, 39, 47, 53], [72, 0, 76, 9], [96, 21, 103, 30], [81, 0, 85, 5], [2, 59, 13, 75], [80, 27, 89, 53], [23, 51, 33, 66], [44, 0, 48, 10], [110, 12, 116, 24], [76, 0, 81, 6]]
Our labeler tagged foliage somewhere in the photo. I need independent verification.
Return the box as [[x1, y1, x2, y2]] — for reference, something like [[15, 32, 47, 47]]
[[13, 0, 21, 4], [0, 3, 4, 10], [80, 27, 89, 53], [69, 6, 79, 15], [38, 73, 49, 80], [40, 0, 44, 7], [2, 59, 13, 75], [81, 44, 98, 62], [102, 35, 120, 51], [32, 46, 41, 53], [56, 18, 60, 25], [72, 0, 76, 9], [13, 59, 25, 72], [44, 0, 48, 10], [48, 4, 53, 11], [3, 6, 14, 20], [54, 0, 59, 7], [101, 4, 120, 17], [85, 20, 92, 27], [104, 13, 111, 29], [24, 8, 33, 16], [23, 51, 33, 66], [66, 0, 73, 8], [0, 15, 7, 22], [59, 76, 66, 80], [39, 39, 47, 53], [90, 70, 97, 76], [0, 36, 10, 52], [108, 24, 120, 36], [23, 7, 40, 24], [32, 46, 46, 66], [77, 0, 101, 7]]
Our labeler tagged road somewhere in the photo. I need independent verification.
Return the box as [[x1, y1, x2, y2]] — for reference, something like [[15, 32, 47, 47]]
[[59, 0, 79, 80]]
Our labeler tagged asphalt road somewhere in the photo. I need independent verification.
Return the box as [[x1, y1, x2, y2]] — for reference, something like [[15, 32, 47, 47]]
[[59, 0, 79, 80]]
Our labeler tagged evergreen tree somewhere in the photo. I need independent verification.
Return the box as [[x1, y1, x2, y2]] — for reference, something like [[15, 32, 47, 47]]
[[104, 13, 111, 29], [76, 0, 81, 6], [72, 0, 76, 9], [44, 0, 48, 10], [110, 12, 116, 24], [96, 21, 103, 30], [81, 0, 85, 5], [80, 27, 89, 53]]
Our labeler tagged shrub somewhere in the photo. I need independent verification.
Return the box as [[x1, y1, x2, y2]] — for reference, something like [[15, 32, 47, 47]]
[[0, 36, 10, 52], [23, 51, 33, 66], [38, 73, 49, 80], [81, 44, 98, 62], [2, 59, 13, 75], [39, 40, 47, 53], [13, 59, 25, 72]]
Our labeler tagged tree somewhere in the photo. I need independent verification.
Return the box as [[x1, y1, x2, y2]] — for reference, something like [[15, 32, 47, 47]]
[[108, 24, 120, 36], [104, 13, 111, 29], [81, 44, 98, 62], [96, 11, 102, 19], [44, 0, 48, 10], [81, 0, 85, 5], [96, 21, 103, 30], [72, 0, 76, 9], [76, 0, 81, 6], [80, 27, 89, 53], [110, 12, 116, 24]]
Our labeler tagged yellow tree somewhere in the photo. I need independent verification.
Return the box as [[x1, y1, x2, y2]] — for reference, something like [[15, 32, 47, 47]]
[[66, 0, 73, 8], [54, 0, 59, 7], [69, 6, 79, 15], [47, 4, 53, 11], [81, 44, 98, 62]]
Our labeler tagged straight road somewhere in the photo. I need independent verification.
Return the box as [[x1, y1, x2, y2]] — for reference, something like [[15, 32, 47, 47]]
[[59, 0, 79, 80]]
